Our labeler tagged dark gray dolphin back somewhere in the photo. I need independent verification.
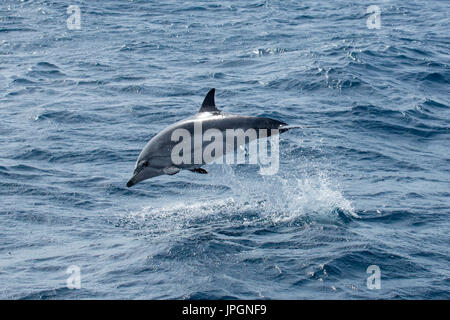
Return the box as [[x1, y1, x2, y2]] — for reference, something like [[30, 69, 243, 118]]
[[199, 88, 220, 113]]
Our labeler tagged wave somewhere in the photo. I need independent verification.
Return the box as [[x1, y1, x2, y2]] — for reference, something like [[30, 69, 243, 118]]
[[24, 62, 66, 79]]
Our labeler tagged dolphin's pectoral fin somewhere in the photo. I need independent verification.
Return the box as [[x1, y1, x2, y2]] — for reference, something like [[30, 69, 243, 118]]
[[189, 168, 208, 174], [199, 88, 220, 113], [163, 166, 181, 175]]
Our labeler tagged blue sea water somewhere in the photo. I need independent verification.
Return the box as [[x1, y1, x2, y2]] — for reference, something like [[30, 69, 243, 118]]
[[0, 0, 449, 299]]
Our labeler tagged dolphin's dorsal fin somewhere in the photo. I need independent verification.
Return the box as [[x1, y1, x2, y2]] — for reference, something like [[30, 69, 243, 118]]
[[199, 88, 219, 113]]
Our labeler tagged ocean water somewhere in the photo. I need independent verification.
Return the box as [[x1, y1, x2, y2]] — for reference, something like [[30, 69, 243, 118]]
[[0, 0, 449, 299]]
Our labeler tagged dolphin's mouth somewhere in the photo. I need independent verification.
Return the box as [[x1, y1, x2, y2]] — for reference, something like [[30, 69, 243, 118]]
[[126, 170, 140, 188], [126, 178, 135, 188], [126, 167, 163, 187]]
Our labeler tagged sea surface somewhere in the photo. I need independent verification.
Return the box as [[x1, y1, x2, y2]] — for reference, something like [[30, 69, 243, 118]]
[[0, 0, 449, 299]]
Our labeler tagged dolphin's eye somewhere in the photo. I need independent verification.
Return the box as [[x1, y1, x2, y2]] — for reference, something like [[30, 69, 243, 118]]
[[142, 160, 149, 167]]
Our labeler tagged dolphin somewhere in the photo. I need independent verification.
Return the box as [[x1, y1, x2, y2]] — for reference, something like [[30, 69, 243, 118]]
[[126, 88, 289, 187]]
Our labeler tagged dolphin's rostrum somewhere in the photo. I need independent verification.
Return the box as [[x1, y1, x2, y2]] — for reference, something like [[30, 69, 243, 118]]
[[127, 89, 289, 187]]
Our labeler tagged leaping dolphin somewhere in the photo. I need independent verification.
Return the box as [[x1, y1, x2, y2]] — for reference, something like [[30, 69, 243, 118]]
[[126, 88, 289, 187]]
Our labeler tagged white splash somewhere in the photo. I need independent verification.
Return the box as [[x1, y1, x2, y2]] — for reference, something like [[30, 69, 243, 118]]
[[125, 168, 356, 235]]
